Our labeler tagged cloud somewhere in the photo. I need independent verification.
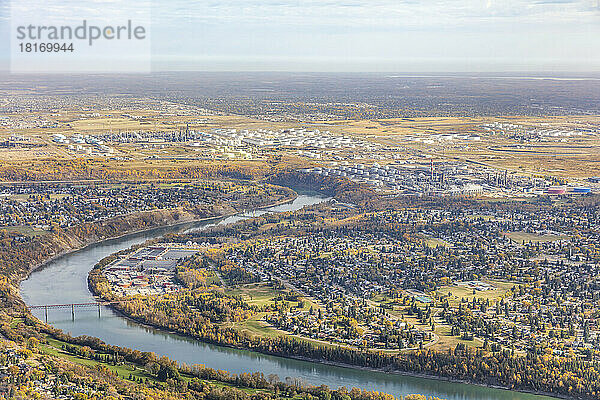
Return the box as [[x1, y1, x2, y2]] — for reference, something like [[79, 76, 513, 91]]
[[4, 0, 598, 29], [2, 0, 598, 72], [150, 0, 600, 29], [7, 0, 151, 24]]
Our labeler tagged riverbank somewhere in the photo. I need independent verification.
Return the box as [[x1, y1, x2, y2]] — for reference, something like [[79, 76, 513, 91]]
[[18, 210, 221, 298], [279, 355, 569, 400], [17, 187, 298, 307], [90, 297, 566, 400]]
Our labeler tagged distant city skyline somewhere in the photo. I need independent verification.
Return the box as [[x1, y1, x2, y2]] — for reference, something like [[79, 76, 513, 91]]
[[1, 0, 599, 72]]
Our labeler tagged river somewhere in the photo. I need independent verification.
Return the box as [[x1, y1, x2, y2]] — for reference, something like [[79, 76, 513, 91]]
[[20, 193, 554, 400]]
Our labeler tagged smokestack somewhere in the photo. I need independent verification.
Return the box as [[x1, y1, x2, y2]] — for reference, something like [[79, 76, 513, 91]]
[[430, 159, 434, 180]]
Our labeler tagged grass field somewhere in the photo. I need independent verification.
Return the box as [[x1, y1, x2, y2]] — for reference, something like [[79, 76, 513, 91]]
[[227, 282, 321, 310], [4, 108, 600, 179], [229, 316, 293, 341], [436, 280, 513, 305], [0, 225, 48, 238], [378, 304, 484, 352], [40, 336, 159, 382], [418, 234, 450, 248], [223, 283, 343, 349], [38, 334, 269, 393], [226, 282, 282, 306], [5, 193, 69, 202], [428, 322, 484, 351], [504, 231, 569, 243], [371, 283, 512, 352]]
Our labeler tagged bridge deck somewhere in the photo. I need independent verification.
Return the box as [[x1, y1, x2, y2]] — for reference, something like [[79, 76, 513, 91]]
[[29, 300, 124, 309]]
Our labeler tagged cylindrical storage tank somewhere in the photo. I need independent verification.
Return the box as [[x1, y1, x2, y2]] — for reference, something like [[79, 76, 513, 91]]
[[572, 187, 591, 194], [547, 186, 566, 195]]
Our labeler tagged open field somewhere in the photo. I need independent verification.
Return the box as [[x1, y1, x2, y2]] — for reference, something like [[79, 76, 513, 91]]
[[3, 104, 600, 182], [228, 315, 342, 350], [226, 282, 282, 307], [436, 280, 513, 305], [313, 115, 600, 179], [0, 225, 49, 238], [226, 282, 321, 310], [369, 298, 485, 352], [223, 283, 352, 349], [504, 231, 570, 243], [418, 234, 450, 248], [427, 322, 485, 352], [40, 337, 157, 383]]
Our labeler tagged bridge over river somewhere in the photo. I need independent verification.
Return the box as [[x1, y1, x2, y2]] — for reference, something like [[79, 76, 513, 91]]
[[29, 300, 132, 321]]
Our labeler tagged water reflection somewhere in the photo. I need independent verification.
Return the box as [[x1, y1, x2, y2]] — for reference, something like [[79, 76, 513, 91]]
[[21, 193, 553, 400]]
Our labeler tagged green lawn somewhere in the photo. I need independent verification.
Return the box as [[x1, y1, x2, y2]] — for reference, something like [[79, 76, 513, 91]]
[[227, 282, 281, 306], [504, 231, 569, 243], [232, 316, 283, 339], [0, 225, 48, 238], [40, 337, 156, 382], [7, 193, 69, 202], [428, 322, 484, 351], [39, 335, 269, 393], [225, 282, 322, 310], [418, 234, 450, 248], [228, 313, 343, 350], [436, 280, 513, 305]]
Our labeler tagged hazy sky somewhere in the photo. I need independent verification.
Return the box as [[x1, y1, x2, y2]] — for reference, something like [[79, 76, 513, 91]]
[[1, 0, 599, 72]]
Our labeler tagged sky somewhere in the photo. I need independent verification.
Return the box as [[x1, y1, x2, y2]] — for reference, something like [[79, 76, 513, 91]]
[[0, 0, 599, 72]]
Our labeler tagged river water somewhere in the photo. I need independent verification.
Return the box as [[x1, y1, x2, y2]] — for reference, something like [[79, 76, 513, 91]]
[[20, 193, 554, 400]]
